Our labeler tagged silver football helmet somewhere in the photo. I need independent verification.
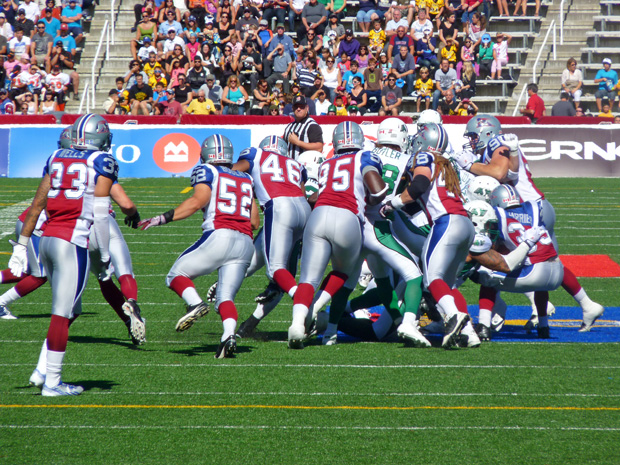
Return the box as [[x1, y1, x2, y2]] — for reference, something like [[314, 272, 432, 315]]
[[464, 114, 502, 153], [297, 150, 324, 180], [332, 121, 364, 154], [71, 114, 112, 151], [58, 126, 72, 149], [259, 135, 288, 157], [467, 176, 501, 203], [490, 184, 521, 209], [200, 134, 234, 164], [376, 117, 409, 152], [410, 123, 449, 154], [464, 200, 499, 239], [417, 109, 442, 130]]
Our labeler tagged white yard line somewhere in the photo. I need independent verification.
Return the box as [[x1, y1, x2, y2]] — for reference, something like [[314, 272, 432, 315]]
[[0, 199, 32, 240]]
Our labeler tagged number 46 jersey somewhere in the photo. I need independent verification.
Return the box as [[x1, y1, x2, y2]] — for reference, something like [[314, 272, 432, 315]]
[[43, 148, 118, 248], [237, 147, 307, 207], [190, 163, 254, 238]]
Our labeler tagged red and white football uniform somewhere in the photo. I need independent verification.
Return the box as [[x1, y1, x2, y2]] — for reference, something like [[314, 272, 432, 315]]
[[45, 72, 70, 93]]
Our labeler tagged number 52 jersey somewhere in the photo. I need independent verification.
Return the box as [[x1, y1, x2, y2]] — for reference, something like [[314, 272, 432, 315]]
[[43, 148, 118, 248], [190, 163, 254, 238]]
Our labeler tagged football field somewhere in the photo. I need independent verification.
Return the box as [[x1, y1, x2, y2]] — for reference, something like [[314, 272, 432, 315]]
[[1, 177, 620, 465]]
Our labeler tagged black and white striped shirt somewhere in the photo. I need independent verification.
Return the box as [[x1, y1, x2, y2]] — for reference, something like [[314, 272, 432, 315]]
[[283, 116, 324, 160]]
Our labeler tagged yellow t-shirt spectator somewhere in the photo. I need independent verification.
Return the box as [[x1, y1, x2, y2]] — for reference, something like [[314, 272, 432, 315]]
[[144, 62, 165, 79], [336, 105, 348, 116], [598, 110, 614, 118], [187, 98, 217, 114], [427, 0, 444, 16], [416, 0, 429, 10], [414, 77, 434, 97], [149, 75, 168, 89], [368, 28, 387, 50], [440, 44, 458, 63]]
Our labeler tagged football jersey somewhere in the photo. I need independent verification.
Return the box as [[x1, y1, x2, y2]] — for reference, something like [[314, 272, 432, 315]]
[[494, 200, 557, 265], [315, 149, 383, 221], [18, 207, 48, 235], [367, 145, 410, 220], [45, 72, 71, 92], [190, 163, 254, 238], [237, 147, 307, 206], [481, 135, 544, 202], [43, 148, 119, 248], [410, 151, 468, 223]]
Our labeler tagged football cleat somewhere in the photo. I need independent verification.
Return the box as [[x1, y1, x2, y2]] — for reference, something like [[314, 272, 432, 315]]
[[475, 323, 491, 342], [122, 299, 146, 345], [397, 321, 431, 348], [175, 301, 210, 332], [321, 326, 338, 346], [288, 323, 306, 349], [41, 382, 84, 397], [306, 310, 329, 339], [579, 302, 605, 332], [524, 314, 538, 333], [206, 281, 218, 303], [0, 304, 17, 320], [537, 325, 550, 339], [458, 331, 482, 348], [442, 313, 469, 349], [29, 369, 45, 388], [214, 335, 237, 359], [255, 281, 282, 303], [491, 296, 507, 332], [236, 315, 260, 338]]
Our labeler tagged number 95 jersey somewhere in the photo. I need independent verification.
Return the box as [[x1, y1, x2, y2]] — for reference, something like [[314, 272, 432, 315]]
[[315, 150, 383, 221], [190, 163, 254, 238], [43, 148, 118, 248]]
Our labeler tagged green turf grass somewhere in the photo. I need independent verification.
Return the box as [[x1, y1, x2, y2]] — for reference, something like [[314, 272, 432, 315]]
[[1, 177, 619, 465]]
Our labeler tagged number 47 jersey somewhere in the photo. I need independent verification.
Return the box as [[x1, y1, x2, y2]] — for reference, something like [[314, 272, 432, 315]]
[[237, 147, 307, 206], [190, 163, 254, 238], [43, 148, 118, 248]]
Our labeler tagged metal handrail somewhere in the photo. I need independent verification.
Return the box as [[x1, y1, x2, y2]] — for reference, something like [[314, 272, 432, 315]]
[[512, 84, 528, 116], [560, 0, 565, 45], [531, 19, 556, 85], [111, 0, 117, 45], [78, 81, 90, 114], [91, 19, 110, 112]]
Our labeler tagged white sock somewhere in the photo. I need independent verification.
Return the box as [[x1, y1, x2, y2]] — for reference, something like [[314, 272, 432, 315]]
[[35, 339, 48, 375], [372, 311, 395, 340], [525, 291, 536, 306], [181, 287, 202, 307], [311, 290, 332, 317], [538, 316, 549, 327], [288, 285, 297, 298], [479, 308, 493, 327], [436, 295, 458, 319], [402, 311, 418, 326], [573, 289, 590, 305], [0, 287, 21, 307], [292, 303, 308, 327], [45, 350, 65, 388], [462, 320, 476, 336], [252, 293, 283, 320], [221, 318, 236, 340]]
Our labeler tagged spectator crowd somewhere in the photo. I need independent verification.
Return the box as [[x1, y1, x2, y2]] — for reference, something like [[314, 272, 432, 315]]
[[0, 0, 92, 114]]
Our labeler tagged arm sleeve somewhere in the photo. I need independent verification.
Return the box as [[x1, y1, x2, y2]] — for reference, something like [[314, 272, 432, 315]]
[[93, 196, 111, 262], [307, 123, 324, 143], [237, 147, 257, 172]]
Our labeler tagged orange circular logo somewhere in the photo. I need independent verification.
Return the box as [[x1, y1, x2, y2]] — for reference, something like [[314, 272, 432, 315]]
[[152, 133, 201, 173]]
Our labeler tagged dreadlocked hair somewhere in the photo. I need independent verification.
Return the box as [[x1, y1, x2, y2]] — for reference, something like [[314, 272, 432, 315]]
[[431, 153, 463, 199]]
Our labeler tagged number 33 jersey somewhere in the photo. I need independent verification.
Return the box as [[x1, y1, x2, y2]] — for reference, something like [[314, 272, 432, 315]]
[[43, 148, 119, 248], [190, 163, 254, 238], [237, 147, 307, 206]]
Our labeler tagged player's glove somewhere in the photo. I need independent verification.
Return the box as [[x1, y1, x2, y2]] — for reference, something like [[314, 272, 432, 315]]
[[138, 209, 174, 230], [379, 196, 404, 218], [124, 210, 141, 229], [452, 149, 476, 171], [8, 235, 29, 277], [98, 258, 115, 282], [500, 133, 520, 157], [523, 226, 544, 248]]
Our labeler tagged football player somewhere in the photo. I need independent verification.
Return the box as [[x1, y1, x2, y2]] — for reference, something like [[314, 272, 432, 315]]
[[288, 121, 387, 349], [455, 115, 604, 331], [139, 134, 259, 359], [381, 127, 475, 349], [9, 114, 118, 396]]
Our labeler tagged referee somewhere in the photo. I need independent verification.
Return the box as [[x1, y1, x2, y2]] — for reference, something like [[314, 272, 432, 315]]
[[283, 95, 324, 160]]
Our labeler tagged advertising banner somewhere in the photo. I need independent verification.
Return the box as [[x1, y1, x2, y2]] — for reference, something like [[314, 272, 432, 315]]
[[0, 128, 8, 177]]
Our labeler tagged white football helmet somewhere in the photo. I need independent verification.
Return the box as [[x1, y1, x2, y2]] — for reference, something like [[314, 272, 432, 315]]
[[297, 150, 324, 180], [417, 109, 442, 130], [467, 176, 500, 203], [464, 200, 499, 239], [376, 117, 409, 152]]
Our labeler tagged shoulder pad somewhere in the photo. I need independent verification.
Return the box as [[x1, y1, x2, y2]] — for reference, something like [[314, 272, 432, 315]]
[[414, 151, 434, 168]]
